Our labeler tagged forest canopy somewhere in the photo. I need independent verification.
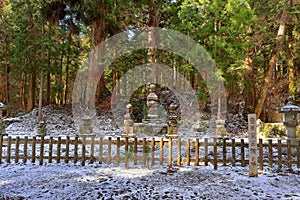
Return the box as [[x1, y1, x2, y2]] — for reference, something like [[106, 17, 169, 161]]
[[0, 0, 299, 121]]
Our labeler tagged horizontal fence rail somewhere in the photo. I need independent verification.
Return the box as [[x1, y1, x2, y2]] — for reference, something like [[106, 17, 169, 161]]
[[0, 135, 299, 170]]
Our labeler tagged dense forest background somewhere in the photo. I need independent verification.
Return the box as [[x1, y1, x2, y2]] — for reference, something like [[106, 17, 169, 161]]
[[0, 0, 299, 122]]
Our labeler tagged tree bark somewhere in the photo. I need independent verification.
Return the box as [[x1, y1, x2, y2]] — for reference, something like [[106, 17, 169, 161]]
[[38, 71, 44, 121], [148, 1, 159, 83], [27, 66, 36, 112], [93, 1, 111, 106], [254, 1, 291, 118]]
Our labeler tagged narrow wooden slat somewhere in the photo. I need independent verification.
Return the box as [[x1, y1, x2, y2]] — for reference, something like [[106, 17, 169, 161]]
[[0, 135, 3, 164], [65, 136, 70, 164], [195, 138, 199, 166], [7, 136, 11, 163], [204, 138, 208, 166], [39, 136, 44, 165], [74, 136, 78, 163], [160, 138, 163, 165], [213, 138, 217, 170], [223, 138, 227, 166], [23, 136, 28, 164], [297, 140, 300, 168], [99, 137, 103, 164], [15, 136, 20, 163], [287, 140, 292, 169], [81, 136, 86, 166], [31, 137, 36, 163], [232, 139, 236, 166], [90, 136, 95, 164], [168, 137, 172, 169], [125, 137, 129, 168], [259, 139, 263, 170], [134, 138, 138, 165], [142, 138, 147, 166], [151, 138, 155, 166], [177, 137, 181, 167], [241, 139, 245, 167], [108, 137, 112, 165], [186, 138, 191, 166], [57, 137, 61, 163], [278, 139, 282, 170], [268, 140, 273, 168], [116, 137, 120, 166]]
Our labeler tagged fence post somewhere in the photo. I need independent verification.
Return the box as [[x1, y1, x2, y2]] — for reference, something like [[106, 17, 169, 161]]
[[99, 137, 103, 164], [241, 139, 245, 167], [204, 138, 208, 166], [0, 135, 3, 164], [57, 137, 61, 164], [49, 137, 53, 163], [259, 139, 263, 170], [213, 138, 217, 170], [125, 137, 129, 168], [177, 137, 181, 167], [168, 137, 173, 169], [297, 140, 300, 168], [232, 139, 236, 166], [32, 137, 36, 163], [65, 136, 70, 164], [268, 139, 273, 168], [23, 136, 28, 164], [116, 137, 120, 166], [151, 138, 155, 166], [160, 138, 164, 165], [108, 137, 112, 165], [39, 136, 44, 165], [248, 114, 258, 177], [143, 138, 147, 166], [15, 136, 20, 163], [7, 136, 11, 163], [195, 138, 199, 166], [90, 136, 95, 164], [278, 139, 282, 170], [134, 137, 138, 165], [223, 138, 227, 166], [287, 140, 292, 169], [74, 136, 78, 164], [81, 136, 85, 166], [186, 138, 190, 166]]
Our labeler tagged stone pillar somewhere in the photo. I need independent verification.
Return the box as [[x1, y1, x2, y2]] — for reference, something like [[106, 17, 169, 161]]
[[167, 103, 178, 137], [248, 114, 258, 177], [146, 84, 158, 122], [124, 104, 134, 135], [80, 109, 93, 135]]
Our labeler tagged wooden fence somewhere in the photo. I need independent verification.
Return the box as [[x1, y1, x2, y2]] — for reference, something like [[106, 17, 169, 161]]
[[0, 135, 299, 170]]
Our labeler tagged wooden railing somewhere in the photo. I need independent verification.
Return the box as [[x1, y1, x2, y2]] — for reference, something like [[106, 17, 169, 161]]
[[0, 135, 299, 170]]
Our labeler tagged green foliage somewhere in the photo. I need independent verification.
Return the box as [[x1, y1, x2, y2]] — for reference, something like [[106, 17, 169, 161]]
[[263, 124, 286, 138]]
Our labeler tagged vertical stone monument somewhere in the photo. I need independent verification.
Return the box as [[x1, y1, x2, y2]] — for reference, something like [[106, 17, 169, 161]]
[[123, 103, 134, 136], [248, 114, 258, 177]]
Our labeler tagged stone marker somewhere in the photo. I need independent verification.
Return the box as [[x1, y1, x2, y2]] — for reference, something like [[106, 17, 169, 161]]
[[248, 114, 258, 177]]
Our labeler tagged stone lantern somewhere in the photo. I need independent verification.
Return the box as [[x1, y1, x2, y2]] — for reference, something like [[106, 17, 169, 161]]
[[146, 84, 159, 122], [167, 102, 179, 138], [123, 103, 134, 135], [279, 96, 300, 144]]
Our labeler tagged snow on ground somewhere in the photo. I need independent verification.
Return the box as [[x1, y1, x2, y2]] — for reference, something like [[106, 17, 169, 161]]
[[0, 163, 299, 200]]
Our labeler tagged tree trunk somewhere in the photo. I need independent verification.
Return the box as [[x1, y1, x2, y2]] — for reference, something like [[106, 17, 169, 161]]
[[254, 1, 291, 118], [93, 1, 111, 106], [27, 66, 36, 112], [243, 56, 256, 113], [38, 71, 44, 121], [46, 72, 51, 105], [148, 1, 159, 83], [20, 72, 26, 110]]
